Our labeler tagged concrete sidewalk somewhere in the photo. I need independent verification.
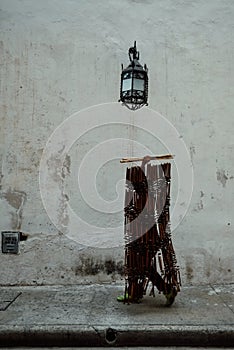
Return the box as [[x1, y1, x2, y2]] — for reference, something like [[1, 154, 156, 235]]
[[0, 283, 233, 347]]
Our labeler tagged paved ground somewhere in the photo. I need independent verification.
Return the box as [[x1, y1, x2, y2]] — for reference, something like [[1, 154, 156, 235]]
[[0, 283, 233, 347]]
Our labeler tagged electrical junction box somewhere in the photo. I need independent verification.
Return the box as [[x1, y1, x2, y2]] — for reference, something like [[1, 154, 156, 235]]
[[1, 231, 20, 254]]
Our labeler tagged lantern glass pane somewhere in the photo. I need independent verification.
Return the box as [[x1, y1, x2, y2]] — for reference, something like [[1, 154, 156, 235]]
[[133, 78, 144, 91], [122, 78, 132, 92]]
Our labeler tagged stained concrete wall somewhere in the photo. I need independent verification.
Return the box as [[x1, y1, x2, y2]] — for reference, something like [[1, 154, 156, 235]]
[[0, 0, 233, 286]]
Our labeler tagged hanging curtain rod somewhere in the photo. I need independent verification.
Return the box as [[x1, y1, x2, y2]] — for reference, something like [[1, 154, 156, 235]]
[[120, 154, 174, 163]]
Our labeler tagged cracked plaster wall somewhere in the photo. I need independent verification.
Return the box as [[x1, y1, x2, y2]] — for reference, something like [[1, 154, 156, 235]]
[[0, 0, 233, 285]]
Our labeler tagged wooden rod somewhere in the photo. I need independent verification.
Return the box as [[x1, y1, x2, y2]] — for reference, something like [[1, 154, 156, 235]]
[[120, 154, 174, 163]]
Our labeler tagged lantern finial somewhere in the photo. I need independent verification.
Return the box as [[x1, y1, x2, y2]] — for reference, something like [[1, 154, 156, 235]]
[[129, 41, 139, 62]]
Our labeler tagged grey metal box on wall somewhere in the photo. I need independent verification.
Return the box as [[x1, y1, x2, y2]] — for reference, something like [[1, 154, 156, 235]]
[[1, 231, 20, 254]]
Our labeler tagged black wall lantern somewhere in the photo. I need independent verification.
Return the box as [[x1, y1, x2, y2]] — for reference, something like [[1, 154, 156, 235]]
[[119, 41, 148, 110]]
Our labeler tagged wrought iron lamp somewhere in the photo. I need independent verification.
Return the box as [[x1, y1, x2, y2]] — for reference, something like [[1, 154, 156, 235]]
[[119, 41, 148, 110]]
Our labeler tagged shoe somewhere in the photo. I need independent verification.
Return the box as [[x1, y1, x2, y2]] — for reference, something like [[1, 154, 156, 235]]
[[117, 293, 131, 302], [117, 293, 141, 303], [165, 288, 177, 306]]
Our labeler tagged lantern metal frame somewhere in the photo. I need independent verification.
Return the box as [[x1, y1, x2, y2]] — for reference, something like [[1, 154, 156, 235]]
[[119, 41, 148, 110]]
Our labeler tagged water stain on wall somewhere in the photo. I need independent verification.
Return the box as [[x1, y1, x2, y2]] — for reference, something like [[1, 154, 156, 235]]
[[189, 144, 196, 164], [46, 151, 71, 233], [74, 255, 124, 277], [186, 261, 194, 282], [193, 199, 203, 212], [62, 154, 71, 179], [1, 189, 26, 229], [0, 172, 3, 190], [216, 169, 228, 187]]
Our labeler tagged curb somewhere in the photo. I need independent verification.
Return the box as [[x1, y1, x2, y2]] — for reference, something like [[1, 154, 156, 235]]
[[0, 325, 233, 347]]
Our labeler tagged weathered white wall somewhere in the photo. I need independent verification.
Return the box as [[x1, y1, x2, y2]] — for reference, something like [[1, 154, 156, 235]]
[[0, 0, 233, 285]]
